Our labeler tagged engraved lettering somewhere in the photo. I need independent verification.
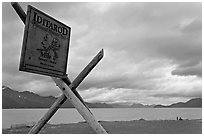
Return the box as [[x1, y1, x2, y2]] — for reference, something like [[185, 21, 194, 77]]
[[33, 12, 69, 36]]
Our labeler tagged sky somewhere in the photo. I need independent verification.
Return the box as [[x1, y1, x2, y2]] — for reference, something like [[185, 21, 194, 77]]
[[2, 2, 202, 105]]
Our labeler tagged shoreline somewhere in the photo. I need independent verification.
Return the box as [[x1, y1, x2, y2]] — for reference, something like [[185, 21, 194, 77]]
[[3, 119, 202, 134]]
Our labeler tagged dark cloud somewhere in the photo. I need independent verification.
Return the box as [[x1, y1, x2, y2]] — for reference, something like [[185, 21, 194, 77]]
[[94, 2, 202, 78], [72, 2, 202, 78], [151, 89, 202, 99], [171, 62, 202, 77]]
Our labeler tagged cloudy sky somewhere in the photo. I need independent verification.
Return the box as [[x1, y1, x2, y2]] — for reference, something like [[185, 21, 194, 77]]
[[2, 2, 202, 105]]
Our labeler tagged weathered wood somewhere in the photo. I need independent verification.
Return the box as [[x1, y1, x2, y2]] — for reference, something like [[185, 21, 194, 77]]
[[19, 5, 71, 78], [11, 2, 106, 134], [52, 77, 107, 134], [29, 49, 104, 134], [62, 77, 91, 112], [68, 49, 104, 90], [28, 94, 67, 134], [62, 49, 104, 110], [11, 2, 26, 24], [11, 2, 70, 78]]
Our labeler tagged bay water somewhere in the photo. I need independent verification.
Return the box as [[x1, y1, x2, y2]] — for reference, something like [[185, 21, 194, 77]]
[[2, 108, 202, 129]]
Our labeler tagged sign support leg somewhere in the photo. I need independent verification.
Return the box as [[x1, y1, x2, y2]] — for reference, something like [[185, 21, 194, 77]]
[[52, 77, 107, 134], [28, 94, 66, 133], [29, 50, 105, 134]]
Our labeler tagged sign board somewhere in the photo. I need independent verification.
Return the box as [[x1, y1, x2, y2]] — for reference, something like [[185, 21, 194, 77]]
[[19, 5, 71, 78]]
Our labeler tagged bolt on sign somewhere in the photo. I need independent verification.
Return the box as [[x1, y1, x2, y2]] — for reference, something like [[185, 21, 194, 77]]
[[19, 5, 71, 78]]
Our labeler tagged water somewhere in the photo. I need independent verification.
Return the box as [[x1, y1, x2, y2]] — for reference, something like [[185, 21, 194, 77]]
[[2, 108, 202, 129]]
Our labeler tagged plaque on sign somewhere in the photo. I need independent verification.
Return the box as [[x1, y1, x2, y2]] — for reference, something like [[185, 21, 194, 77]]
[[19, 5, 71, 78]]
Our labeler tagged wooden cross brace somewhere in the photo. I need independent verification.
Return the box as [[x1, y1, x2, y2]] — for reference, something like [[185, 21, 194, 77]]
[[11, 2, 107, 134]]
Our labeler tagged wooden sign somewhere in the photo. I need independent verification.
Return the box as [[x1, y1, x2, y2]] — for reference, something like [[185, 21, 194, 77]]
[[12, 2, 107, 134], [19, 5, 71, 78]]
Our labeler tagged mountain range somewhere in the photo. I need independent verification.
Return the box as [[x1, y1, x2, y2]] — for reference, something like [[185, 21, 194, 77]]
[[2, 86, 202, 109], [154, 98, 202, 108], [2, 86, 111, 109]]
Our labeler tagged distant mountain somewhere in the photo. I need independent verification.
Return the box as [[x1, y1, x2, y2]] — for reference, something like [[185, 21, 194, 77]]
[[2, 86, 112, 109], [108, 102, 131, 108], [3, 86, 59, 109], [131, 103, 155, 108], [87, 102, 112, 108], [2, 86, 202, 109], [154, 98, 202, 108]]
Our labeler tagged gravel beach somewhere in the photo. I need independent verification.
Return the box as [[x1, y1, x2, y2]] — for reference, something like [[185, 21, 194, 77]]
[[2, 119, 202, 134]]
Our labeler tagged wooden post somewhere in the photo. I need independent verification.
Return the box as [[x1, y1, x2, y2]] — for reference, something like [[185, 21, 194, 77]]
[[29, 49, 104, 133], [52, 77, 107, 134], [11, 2, 26, 23], [68, 49, 103, 90], [28, 94, 66, 133], [62, 49, 104, 110]]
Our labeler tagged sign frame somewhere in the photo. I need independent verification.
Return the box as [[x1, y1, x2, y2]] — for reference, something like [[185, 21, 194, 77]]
[[19, 5, 71, 78]]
